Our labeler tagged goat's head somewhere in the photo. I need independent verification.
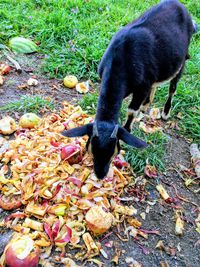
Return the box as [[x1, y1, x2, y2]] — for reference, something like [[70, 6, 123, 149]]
[[62, 121, 147, 179]]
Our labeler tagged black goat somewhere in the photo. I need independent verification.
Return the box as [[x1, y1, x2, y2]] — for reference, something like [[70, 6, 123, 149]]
[[62, 0, 197, 179]]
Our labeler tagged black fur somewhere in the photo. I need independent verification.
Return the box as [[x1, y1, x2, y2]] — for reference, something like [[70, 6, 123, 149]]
[[62, 0, 197, 179]]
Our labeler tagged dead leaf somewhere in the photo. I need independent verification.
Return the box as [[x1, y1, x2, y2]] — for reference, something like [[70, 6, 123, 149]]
[[160, 261, 169, 267], [17, 83, 29, 90], [139, 121, 162, 133], [111, 248, 121, 265], [177, 112, 182, 119], [144, 164, 158, 178], [156, 240, 176, 256], [149, 107, 161, 120]]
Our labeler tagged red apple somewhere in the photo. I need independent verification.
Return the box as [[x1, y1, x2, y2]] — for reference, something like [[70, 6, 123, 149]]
[[5, 235, 39, 267], [61, 144, 82, 164], [0, 63, 11, 75]]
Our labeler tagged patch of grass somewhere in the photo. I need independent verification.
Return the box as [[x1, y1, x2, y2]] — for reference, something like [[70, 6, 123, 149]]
[[79, 92, 98, 115], [0, 0, 163, 80], [124, 129, 167, 174], [0, 95, 54, 113], [1, 0, 198, 80]]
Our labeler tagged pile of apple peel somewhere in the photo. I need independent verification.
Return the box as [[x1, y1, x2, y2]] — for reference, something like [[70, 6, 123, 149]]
[[0, 102, 140, 266]]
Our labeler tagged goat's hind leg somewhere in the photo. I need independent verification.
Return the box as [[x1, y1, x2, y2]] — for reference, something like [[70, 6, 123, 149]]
[[141, 85, 157, 112], [162, 67, 184, 120]]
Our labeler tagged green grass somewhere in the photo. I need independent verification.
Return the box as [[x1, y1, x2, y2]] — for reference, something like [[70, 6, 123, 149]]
[[0, 95, 54, 113], [1, 0, 198, 81], [0, 0, 199, 172], [124, 130, 167, 174], [79, 92, 98, 115]]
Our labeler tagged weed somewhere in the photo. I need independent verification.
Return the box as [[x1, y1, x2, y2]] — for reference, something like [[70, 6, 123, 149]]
[[124, 129, 167, 174], [79, 92, 98, 115], [0, 95, 54, 113]]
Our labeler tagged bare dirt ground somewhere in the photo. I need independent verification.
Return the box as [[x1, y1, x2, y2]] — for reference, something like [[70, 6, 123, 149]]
[[0, 55, 199, 267], [0, 54, 82, 112]]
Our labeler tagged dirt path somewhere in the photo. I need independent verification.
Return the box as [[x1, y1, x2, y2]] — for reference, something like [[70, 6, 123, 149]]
[[0, 54, 82, 113], [0, 55, 199, 267]]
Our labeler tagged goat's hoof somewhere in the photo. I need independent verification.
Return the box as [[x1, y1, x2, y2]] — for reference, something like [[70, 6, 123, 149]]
[[161, 111, 170, 120]]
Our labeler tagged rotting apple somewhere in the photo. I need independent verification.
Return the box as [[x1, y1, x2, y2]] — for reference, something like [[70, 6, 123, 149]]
[[0, 63, 11, 75], [0, 116, 16, 135], [63, 75, 78, 88], [85, 206, 113, 235], [61, 144, 82, 164], [19, 113, 41, 129], [0, 195, 22, 210], [5, 235, 39, 267], [113, 155, 128, 169]]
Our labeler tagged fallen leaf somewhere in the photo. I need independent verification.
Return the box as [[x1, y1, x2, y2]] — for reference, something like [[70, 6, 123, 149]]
[[111, 248, 121, 265], [160, 261, 169, 267], [144, 164, 158, 178], [156, 240, 176, 256], [139, 121, 162, 133], [149, 107, 161, 120]]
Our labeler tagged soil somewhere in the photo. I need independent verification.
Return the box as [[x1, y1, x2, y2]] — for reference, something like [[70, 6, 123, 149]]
[[0, 54, 199, 267], [0, 54, 83, 114]]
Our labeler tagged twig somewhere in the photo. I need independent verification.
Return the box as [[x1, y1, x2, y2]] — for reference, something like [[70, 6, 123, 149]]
[[99, 231, 113, 242], [4, 53, 22, 73], [171, 184, 198, 207]]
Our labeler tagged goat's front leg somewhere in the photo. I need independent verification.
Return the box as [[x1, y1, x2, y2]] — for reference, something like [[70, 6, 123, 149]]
[[124, 90, 149, 132]]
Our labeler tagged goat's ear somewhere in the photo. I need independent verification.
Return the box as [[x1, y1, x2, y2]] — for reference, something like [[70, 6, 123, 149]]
[[118, 127, 148, 148], [62, 123, 93, 137]]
